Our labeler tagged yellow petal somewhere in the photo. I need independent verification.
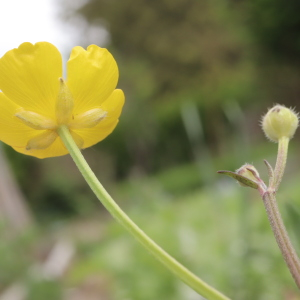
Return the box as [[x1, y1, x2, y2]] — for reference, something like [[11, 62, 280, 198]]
[[77, 121, 119, 150], [72, 89, 124, 149], [0, 93, 42, 148], [12, 138, 69, 159], [0, 42, 62, 119], [70, 130, 84, 149], [0, 93, 68, 158], [66, 45, 118, 114]]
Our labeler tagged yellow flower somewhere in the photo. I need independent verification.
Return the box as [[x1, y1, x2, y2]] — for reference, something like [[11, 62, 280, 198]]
[[0, 42, 125, 158]]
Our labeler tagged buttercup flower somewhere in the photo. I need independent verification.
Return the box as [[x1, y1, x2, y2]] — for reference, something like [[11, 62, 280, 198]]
[[0, 42, 124, 158]]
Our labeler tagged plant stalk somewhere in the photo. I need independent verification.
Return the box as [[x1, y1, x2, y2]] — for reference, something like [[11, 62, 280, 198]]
[[262, 190, 300, 289], [262, 135, 300, 289], [271, 136, 289, 190], [58, 125, 230, 300]]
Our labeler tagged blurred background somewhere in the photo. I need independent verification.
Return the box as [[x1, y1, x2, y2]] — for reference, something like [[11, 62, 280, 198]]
[[1, 0, 300, 299]]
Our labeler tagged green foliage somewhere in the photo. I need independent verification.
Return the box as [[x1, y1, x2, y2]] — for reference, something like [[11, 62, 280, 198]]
[[77, 0, 252, 96], [59, 0, 259, 178], [27, 280, 62, 300], [57, 0, 300, 180], [246, 0, 300, 60], [67, 178, 299, 300], [0, 227, 36, 287], [2, 155, 300, 299], [2, 1, 300, 299], [7, 0, 300, 217]]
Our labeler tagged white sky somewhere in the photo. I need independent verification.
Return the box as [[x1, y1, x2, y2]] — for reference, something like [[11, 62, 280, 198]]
[[0, 0, 108, 61], [0, 1, 66, 56]]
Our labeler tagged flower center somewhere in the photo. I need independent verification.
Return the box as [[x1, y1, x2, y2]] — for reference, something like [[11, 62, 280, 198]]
[[15, 77, 108, 151]]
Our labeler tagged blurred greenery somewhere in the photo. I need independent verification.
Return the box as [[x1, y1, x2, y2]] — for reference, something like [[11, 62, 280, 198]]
[[57, 0, 300, 178], [1, 169, 300, 299], [2, 0, 300, 299]]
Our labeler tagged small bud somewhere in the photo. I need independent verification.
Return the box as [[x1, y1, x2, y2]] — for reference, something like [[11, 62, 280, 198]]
[[262, 104, 299, 142], [236, 164, 260, 187], [218, 163, 262, 190]]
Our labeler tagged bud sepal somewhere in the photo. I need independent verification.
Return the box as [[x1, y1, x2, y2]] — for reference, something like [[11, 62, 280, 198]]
[[217, 170, 259, 189], [218, 163, 267, 193]]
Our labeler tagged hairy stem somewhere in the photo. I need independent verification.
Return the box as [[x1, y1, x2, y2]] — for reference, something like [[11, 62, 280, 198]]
[[57, 125, 230, 300], [271, 136, 289, 190], [262, 190, 300, 289]]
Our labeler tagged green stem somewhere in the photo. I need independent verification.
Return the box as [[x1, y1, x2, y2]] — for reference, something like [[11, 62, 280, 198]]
[[57, 125, 230, 300], [271, 136, 289, 190], [262, 190, 300, 289], [262, 135, 300, 288]]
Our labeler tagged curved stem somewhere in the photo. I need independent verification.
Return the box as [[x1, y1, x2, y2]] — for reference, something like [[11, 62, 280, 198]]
[[271, 136, 289, 190], [57, 125, 230, 300], [262, 190, 300, 289]]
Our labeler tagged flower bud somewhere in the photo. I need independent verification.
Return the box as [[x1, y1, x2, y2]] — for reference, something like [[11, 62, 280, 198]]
[[262, 104, 299, 142], [236, 163, 260, 187]]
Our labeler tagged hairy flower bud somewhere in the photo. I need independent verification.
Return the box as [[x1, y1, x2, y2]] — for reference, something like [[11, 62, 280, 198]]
[[262, 104, 299, 142], [236, 163, 260, 187]]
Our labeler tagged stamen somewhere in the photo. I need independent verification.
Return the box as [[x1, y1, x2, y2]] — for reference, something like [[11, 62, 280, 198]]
[[56, 78, 74, 125], [26, 130, 58, 150], [69, 108, 107, 129], [15, 109, 56, 130]]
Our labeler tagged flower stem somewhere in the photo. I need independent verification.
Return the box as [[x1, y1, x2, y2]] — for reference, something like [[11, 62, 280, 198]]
[[262, 135, 300, 288], [271, 136, 289, 190], [57, 125, 230, 300], [262, 190, 300, 288]]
